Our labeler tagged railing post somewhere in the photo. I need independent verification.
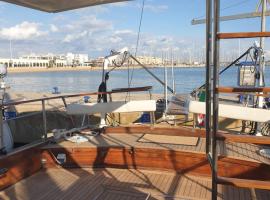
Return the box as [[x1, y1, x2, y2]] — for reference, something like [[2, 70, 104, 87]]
[[205, 0, 212, 155], [212, 0, 220, 199], [61, 97, 76, 127], [148, 90, 152, 100], [0, 105, 3, 152], [42, 100, 47, 140]]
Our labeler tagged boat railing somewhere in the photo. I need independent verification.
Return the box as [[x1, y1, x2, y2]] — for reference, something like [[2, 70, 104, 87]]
[[0, 86, 153, 145]]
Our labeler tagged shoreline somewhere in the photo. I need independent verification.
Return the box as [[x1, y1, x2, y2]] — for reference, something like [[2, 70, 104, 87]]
[[7, 65, 205, 74]]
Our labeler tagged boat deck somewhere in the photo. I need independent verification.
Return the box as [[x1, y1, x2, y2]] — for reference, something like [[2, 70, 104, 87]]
[[1, 168, 270, 200], [44, 133, 270, 164]]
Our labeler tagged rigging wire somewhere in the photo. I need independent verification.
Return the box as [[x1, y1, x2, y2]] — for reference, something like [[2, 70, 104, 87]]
[[193, 0, 252, 20], [126, 0, 145, 100], [135, 0, 145, 57]]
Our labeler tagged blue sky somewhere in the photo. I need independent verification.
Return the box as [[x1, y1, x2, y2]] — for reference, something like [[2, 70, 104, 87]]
[[0, 0, 269, 60]]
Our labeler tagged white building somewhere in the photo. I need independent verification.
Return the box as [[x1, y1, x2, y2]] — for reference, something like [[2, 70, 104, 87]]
[[0, 58, 49, 68], [66, 53, 89, 66], [0, 53, 89, 67], [129, 56, 163, 66]]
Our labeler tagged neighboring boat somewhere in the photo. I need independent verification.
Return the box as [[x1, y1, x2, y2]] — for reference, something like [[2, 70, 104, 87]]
[[0, 1, 269, 200]]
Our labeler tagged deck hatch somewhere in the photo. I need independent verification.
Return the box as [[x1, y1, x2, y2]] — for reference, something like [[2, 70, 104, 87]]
[[138, 134, 199, 146]]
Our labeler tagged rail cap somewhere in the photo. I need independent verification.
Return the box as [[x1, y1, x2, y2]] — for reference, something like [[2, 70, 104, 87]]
[[2, 86, 152, 107]]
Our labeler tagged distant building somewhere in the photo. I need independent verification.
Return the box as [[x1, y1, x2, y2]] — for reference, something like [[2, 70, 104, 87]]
[[0, 53, 90, 68], [66, 53, 89, 66], [89, 56, 164, 67], [90, 57, 105, 67], [129, 56, 163, 66]]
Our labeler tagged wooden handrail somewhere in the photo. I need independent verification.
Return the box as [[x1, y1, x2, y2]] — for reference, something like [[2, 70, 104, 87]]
[[216, 132, 270, 145], [2, 86, 152, 107], [104, 126, 270, 145], [217, 176, 270, 190], [217, 32, 270, 39], [111, 86, 152, 93], [217, 87, 270, 94]]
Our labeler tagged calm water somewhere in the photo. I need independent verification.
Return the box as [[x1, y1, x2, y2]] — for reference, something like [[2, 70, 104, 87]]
[[5, 67, 270, 94]]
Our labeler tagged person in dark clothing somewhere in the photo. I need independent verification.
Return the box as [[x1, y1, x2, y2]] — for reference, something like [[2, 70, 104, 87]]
[[97, 72, 109, 103]]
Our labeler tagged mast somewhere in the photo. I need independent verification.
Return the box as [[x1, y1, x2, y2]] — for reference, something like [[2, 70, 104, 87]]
[[257, 0, 267, 135], [259, 0, 266, 89]]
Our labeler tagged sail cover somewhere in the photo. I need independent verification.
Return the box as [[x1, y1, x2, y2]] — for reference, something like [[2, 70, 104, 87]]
[[0, 0, 131, 12]]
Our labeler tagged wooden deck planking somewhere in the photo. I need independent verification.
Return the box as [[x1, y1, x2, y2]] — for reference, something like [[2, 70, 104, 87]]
[[3, 167, 269, 200], [44, 133, 270, 164]]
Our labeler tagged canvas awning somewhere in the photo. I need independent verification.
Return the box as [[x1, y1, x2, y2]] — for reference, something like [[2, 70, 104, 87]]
[[0, 0, 131, 12]]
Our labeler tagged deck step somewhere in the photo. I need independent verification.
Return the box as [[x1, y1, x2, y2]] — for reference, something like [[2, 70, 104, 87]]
[[217, 176, 270, 190]]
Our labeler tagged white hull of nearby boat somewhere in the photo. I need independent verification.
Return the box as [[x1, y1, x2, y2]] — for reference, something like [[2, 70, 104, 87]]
[[188, 100, 270, 123]]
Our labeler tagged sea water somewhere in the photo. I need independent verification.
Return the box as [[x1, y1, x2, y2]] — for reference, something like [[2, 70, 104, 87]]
[[5, 67, 270, 94]]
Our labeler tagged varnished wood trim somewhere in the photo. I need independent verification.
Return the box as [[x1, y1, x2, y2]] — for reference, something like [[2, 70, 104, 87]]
[[217, 32, 270, 39], [41, 147, 270, 181], [104, 126, 270, 145], [103, 125, 207, 137], [217, 87, 270, 93], [217, 176, 270, 190], [217, 133, 270, 145], [0, 145, 43, 190]]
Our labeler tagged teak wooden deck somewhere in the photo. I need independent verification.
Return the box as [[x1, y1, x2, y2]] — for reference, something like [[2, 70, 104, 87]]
[[1, 168, 270, 200], [1, 126, 270, 199]]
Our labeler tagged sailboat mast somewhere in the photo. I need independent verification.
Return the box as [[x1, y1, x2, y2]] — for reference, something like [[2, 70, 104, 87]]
[[257, 0, 267, 136], [259, 0, 266, 88]]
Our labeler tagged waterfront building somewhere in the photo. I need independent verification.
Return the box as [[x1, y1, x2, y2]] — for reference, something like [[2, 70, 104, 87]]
[[90, 57, 105, 67], [129, 56, 163, 66], [0, 53, 89, 68], [90, 56, 163, 68], [66, 53, 89, 66]]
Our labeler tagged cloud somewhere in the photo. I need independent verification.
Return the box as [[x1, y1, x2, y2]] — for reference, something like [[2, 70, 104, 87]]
[[74, 5, 109, 15], [63, 30, 88, 43], [114, 29, 136, 35], [110, 2, 129, 7], [143, 39, 157, 46], [144, 4, 168, 13], [50, 24, 58, 32], [0, 21, 46, 40], [64, 15, 113, 33], [109, 36, 122, 43]]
